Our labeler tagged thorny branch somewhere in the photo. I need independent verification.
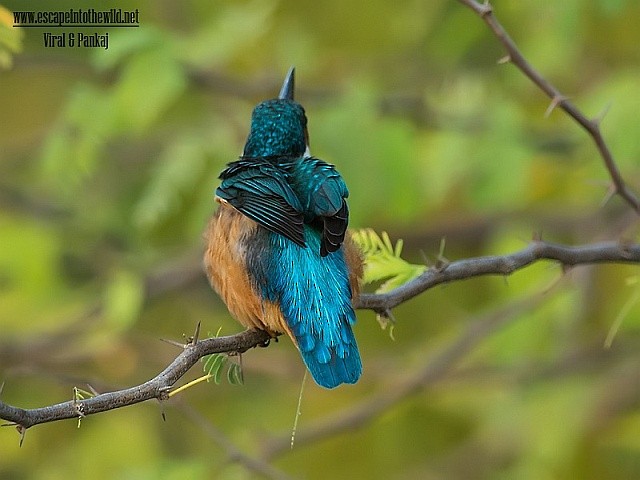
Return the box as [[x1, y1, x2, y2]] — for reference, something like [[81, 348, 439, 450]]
[[356, 240, 640, 313], [457, 0, 640, 213], [2, 1, 640, 466], [2, 240, 639, 431], [0, 329, 271, 431]]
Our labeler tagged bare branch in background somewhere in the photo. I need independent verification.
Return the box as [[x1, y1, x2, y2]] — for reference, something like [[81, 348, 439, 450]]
[[263, 280, 560, 458], [457, 0, 640, 212]]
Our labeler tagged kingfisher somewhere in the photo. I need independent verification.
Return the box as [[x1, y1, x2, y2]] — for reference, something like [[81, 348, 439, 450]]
[[204, 68, 363, 389]]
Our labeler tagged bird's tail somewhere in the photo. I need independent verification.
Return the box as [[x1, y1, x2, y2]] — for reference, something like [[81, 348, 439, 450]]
[[292, 317, 361, 389], [272, 231, 362, 388]]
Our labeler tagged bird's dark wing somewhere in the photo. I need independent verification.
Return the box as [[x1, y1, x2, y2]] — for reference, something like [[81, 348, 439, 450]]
[[289, 158, 349, 256], [216, 159, 305, 247]]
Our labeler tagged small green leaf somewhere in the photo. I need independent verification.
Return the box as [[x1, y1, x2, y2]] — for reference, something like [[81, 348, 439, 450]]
[[394, 238, 403, 258], [201, 329, 245, 386], [73, 387, 95, 401], [202, 353, 215, 372], [213, 358, 224, 385], [204, 354, 225, 381], [351, 229, 427, 293], [227, 362, 244, 385]]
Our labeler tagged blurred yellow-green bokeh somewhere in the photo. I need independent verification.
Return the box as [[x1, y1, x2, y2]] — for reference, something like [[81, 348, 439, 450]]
[[2, 1, 640, 478]]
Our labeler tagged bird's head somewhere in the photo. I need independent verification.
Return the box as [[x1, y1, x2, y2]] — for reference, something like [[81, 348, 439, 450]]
[[243, 67, 309, 159]]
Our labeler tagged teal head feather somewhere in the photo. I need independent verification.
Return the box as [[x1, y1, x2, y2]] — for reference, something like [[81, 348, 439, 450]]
[[243, 68, 308, 158]]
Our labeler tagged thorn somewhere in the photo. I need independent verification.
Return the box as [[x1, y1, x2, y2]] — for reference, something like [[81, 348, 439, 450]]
[[17, 425, 26, 447], [435, 238, 449, 272], [436, 256, 450, 271], [192, 321, 202, 345], [532, 230, 543, 242], [157, 400, 167, 422], [593, 101, 613, 127], [0, 381, 4, 397], [86, 384, 99, 396], [160, 338, 186, 349], [497, 55, 511, 64], [384, 308, 397, 324], [544, 95, 567, 118], [600, 184, 617, 208]]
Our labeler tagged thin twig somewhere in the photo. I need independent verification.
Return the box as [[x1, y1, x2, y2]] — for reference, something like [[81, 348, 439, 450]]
[[456, 0, 640, 212], [177, 403, 295, 480], [0, 329, 271, 430], [356, 240, 640, 312]]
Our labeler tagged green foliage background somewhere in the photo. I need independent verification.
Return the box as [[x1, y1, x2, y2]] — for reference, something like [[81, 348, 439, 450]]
[[2, 0, 640, 478]]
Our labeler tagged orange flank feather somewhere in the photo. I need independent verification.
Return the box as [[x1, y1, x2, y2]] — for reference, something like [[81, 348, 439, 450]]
[[204, 203, 289, 337], [203, 202, 363, 348]]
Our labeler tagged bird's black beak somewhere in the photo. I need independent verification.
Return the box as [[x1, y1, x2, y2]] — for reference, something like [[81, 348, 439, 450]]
[[278, 66, 295, 101]]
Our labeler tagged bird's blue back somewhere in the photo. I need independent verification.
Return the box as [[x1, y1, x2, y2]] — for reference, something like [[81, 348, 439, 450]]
[[215, 94, 362, 388]]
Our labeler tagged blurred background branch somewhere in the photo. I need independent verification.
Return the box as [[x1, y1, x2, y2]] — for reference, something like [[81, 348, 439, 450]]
[[2, 0, 640, 479], [457, 0, 640, 213]]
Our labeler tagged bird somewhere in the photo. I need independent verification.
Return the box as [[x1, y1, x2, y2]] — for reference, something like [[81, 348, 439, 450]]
[[204, 67, 363, 389]]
